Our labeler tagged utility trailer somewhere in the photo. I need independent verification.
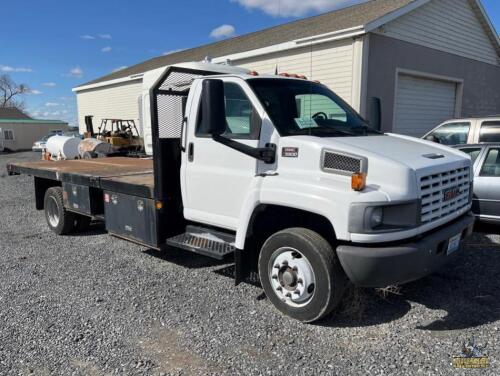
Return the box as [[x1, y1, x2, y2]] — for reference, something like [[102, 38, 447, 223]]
[[7, 62, 475, 323]]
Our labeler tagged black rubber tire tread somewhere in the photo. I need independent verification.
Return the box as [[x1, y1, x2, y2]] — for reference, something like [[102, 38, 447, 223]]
[[259, 227, 346, 323], [44, 187, 76, 235]]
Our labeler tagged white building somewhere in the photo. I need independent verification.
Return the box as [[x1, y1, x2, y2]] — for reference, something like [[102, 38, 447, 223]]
[[0, 108, 68, 152], [74, 0, 500, 138]]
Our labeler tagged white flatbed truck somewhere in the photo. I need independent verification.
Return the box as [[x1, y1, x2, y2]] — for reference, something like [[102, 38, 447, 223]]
[[7, 62, 475, 322]]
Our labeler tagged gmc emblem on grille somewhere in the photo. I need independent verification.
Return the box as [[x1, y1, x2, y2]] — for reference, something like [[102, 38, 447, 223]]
[[443, 187, 461, 202]]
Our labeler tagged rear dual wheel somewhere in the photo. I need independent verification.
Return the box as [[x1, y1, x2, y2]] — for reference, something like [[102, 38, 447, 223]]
[[259, 228, 346, 323], [44, 187, 90, 235]]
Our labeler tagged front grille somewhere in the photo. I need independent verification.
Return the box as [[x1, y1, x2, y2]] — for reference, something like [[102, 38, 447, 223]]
[[322, 151, 363, 175], [420, 167, 471, 224]]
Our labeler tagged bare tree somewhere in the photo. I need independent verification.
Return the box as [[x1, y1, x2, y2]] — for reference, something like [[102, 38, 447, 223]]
[[0, 74, 29, 109]]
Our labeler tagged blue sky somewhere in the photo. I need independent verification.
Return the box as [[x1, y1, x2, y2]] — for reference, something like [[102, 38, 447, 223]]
[[1, 0, 498, 128]]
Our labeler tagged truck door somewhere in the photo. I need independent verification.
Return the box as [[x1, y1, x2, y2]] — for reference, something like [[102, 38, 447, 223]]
[[183, 78, 262, 230]]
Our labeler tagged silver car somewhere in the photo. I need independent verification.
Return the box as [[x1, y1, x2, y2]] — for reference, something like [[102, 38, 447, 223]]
[[424, 116, 500, 146], [455, 144, 500, 224]]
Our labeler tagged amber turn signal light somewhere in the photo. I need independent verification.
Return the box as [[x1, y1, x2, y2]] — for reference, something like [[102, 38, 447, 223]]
[[351, 173, 367, 191]]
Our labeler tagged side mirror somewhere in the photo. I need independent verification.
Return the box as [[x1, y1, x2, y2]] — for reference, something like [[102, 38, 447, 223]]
[[201, 79, 226, 136], [368, 97, 381, 131], [424, 134, 440, 143]]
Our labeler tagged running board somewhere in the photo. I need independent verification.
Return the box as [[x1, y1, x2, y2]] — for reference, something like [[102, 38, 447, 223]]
[[166, 225, 235, 260]]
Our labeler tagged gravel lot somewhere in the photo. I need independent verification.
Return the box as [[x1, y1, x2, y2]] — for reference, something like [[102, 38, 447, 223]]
[[1, 151, 499, 375]]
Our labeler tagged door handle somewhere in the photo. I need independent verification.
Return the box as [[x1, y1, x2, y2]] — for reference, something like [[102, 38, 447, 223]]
[[180, 117, 188, 152], [188, 143, 194, 162]]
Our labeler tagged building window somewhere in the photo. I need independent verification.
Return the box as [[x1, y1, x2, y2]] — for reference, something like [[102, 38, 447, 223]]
[[4, 130, 14, 141]]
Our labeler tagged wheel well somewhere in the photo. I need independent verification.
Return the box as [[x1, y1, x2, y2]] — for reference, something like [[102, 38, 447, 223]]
[[236, 205, 336, 283], [34, 177, 61, 210], [247, 205, 336, 247]]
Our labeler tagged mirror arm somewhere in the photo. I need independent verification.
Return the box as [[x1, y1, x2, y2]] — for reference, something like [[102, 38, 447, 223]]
[[213, 135, 276, 164]]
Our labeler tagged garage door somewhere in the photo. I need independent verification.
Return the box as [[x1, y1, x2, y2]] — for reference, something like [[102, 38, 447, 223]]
[[393, 74, 457, 137]]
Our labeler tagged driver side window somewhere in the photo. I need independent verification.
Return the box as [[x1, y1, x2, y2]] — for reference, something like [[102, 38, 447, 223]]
[[428, 122, 470, 145], [295, 94, 347, 126], [196, 82, 261, 139]]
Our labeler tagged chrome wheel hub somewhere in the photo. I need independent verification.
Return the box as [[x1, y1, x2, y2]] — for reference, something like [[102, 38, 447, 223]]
[[47, 196, 60, 228], [269, 248, 316, 307]]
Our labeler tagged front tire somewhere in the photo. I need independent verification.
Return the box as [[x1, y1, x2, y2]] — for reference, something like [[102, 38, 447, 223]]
[[44, 187, 76, 235], [259, 228, 346, 323]]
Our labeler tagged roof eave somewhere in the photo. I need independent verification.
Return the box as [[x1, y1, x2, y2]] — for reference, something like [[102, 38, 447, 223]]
[[364, 0, 432, 32]]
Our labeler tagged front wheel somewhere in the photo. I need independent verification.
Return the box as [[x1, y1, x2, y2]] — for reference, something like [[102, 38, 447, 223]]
[[259, 228, 346, 323]]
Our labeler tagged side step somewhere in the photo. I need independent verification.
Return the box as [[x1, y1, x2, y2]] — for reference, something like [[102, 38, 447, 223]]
[[166, 225, 235, 260]]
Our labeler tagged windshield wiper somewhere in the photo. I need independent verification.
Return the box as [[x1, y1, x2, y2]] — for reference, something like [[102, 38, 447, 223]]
[[292, 127, 358, 136]]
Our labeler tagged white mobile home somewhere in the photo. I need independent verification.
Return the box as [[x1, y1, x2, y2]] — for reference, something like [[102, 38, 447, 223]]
[[74, 0, 500, 140]]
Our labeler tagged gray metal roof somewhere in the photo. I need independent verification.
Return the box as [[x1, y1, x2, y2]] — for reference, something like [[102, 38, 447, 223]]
[[81, 0, 414, 87], [0, 107, 32, 120]]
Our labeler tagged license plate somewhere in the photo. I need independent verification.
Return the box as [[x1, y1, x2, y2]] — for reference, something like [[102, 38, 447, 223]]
[[447, 233, 461, 255]]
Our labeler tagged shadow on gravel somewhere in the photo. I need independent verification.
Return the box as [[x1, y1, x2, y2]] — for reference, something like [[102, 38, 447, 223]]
[[143, 247, 229, 269], [70, 223, 108, 237], [320, 226, 500, 330]]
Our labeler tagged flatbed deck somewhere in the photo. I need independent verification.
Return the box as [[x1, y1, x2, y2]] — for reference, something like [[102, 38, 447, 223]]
[[7, 157, 155, 198]]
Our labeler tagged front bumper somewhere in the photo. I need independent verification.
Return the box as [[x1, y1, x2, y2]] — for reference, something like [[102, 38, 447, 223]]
[[336, 213, 475, 287]]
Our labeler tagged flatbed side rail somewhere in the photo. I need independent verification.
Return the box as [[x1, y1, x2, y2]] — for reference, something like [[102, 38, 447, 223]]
[[7, 162, 59, 180]]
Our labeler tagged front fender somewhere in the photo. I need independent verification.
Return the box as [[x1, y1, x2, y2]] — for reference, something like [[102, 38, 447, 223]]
[[235, 178, 348, 249]]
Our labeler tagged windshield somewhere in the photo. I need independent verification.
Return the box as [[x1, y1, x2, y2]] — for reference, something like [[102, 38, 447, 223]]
[[248, 78, 380, 137]]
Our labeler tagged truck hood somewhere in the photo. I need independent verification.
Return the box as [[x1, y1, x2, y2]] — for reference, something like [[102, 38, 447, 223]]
[[324, 134, 469, 171]]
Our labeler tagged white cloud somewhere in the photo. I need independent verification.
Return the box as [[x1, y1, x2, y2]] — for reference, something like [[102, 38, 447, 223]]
[[0, 65, 33, 73], [65, 66, 83, 78], [99, 34, 112, 39], [231, 0, 366, 17], [43, 82, 57, 87], [101, 46, 112, 53], [45, 102, 59, 107], [112, 66, 128, 72], [81, 35, 95, 40], [29, 89, 43, 95], [210, 24, 236, 39]]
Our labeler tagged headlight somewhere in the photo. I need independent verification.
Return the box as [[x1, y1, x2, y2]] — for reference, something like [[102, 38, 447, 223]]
[[349, 200, 421, 234], [369, 207, 384, 228]]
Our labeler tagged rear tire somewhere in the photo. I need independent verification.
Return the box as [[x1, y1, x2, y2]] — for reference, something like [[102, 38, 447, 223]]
[[44, 187, 75, 235], [258, 228, 346, 323]]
